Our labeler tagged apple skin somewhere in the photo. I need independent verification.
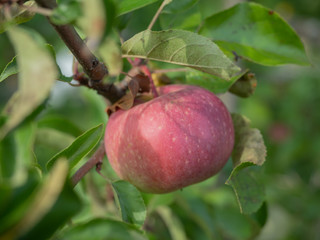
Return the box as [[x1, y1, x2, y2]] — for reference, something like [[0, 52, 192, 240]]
[[105, 84, 234, 193]]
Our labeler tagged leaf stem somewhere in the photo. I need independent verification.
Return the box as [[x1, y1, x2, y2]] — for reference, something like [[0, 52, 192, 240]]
[[147, 0, 170, 30], [71, 142, 106, 188]]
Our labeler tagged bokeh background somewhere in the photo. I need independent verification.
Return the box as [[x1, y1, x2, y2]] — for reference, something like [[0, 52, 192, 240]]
[[1, 0, 320, 239]]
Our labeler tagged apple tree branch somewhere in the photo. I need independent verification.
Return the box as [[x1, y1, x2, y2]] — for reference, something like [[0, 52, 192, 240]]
[[34, 0, 126, 103]]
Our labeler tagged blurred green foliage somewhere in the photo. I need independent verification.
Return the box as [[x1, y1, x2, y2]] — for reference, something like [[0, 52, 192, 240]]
[[1, 0, 320, 239]]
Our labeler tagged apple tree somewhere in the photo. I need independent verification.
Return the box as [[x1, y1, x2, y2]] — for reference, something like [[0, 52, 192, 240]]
[[0, 0, 309, 239]]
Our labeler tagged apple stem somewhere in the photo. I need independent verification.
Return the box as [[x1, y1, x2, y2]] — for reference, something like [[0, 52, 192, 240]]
[[141, 65, 159, 97]]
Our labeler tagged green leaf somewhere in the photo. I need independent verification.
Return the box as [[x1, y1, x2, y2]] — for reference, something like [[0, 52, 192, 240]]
[[0, 133, 16, 181], [122, 29, 240, 80], [156, 206, 188, 240], [174, 196, 217, 239], [20, 177, 82, 240], [101, 0, 116, 37], [185, 69, 247, 94], [59, 218, 147, 240], [226, 166, 265, 215], [147, 193, 176, 213], [162, 0, 198, 13], [1, 159, 81, 240], [117, 0, 159, 16], [213, 204, 261, 239], [80, 88, 108, 125], [46, 124, 104, 171], [0, 2, 35, 33], [198, 0, 224, 20], [0, 56, 18, 82], [0, 170, 40, 235], [0, 27, 58, 140], [226, 113, 267, 214], [12, 122, 38, 185], [112, 180, 147, 227], [199, 2, 309, 66], [251, 201, 268, 228], [34, 128, 75, 170], [160, 0, 201, 30], [15, 122, 37, 166], [51, 0, 82, 25], [37, 115, 83, 137]]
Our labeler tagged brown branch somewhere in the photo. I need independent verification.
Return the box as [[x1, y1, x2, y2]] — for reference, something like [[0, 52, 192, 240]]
[[34, 0, 126, 103], [52, 24, 107, 81], [71, 142, 106, 188]]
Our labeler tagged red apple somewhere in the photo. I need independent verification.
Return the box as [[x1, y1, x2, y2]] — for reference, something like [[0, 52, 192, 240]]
[[104, 84, 234, 193]]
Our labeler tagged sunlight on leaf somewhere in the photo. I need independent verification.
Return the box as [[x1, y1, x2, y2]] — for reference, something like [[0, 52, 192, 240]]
[[122, 29, 240, 80]]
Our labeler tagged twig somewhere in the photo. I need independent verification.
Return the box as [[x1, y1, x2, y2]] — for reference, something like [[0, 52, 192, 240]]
[[71, 142, 106, 188], [147, 0, 170, 30]]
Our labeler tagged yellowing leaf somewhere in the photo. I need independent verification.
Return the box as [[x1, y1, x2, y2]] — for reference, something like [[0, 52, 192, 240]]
[[0, 27, 57, 139], [77, 0, 105, 47], [226, 113, 267, 214], [122, 29, 240, 80], [99, 37, 123, 76], [231, 114, 266, 167]]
